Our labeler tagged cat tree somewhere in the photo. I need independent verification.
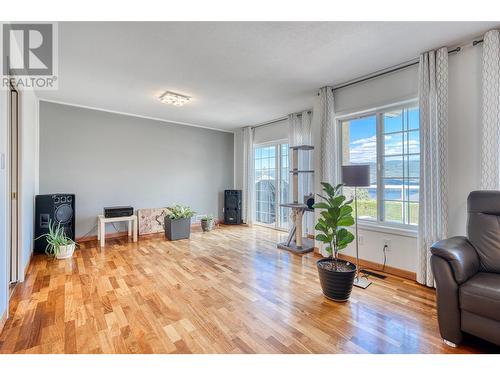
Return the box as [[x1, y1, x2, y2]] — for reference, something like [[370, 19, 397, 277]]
[[277, 145, 314, 254]]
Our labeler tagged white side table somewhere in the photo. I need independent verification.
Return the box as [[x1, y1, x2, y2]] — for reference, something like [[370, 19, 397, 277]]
[[97, 214, 138, 247]]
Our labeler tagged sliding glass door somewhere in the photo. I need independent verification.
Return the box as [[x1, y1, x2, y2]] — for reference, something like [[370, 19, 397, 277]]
[[254, 142, 290, 230]]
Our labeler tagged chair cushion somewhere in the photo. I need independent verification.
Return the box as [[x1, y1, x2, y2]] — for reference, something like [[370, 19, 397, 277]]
[[467, 191, 500, 273], [468, 213, 500, 273], [460, 272, 500, 322]]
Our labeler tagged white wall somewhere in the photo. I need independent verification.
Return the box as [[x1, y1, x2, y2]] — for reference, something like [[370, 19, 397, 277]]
[[253, 119, 288, 144], [447, 45, 483, 236], [234, 119, 289, 190], [0, 86, 39, 324], [19, 89, 38, 278], [0, 31, 40, 325], [0, 89, 9, 321], [234, 129, 244, 190], [315, 66, 420, 272], [237, 45, 484, 274], [334, 66, 419, 115], [324, 48, 484, 273]]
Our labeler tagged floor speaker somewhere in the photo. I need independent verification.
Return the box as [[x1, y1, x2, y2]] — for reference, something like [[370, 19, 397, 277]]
[[34, 194, 75, 253], [224, 190, 242, 224]]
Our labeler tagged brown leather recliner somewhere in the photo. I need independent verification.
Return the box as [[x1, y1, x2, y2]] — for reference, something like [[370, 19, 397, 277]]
[[431, 191, 500, 347]]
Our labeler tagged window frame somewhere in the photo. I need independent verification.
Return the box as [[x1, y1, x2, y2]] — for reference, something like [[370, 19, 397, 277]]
[[253, 139, 290, 231], [338, 99, 419, 235]]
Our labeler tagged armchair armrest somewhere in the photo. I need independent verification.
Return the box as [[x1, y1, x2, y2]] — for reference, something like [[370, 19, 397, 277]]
[[431, 236, 480, 284]]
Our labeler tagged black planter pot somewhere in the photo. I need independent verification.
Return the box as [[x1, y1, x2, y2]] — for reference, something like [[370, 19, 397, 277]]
[[164, 217, 191, 240], [317, 258, 356, 302]]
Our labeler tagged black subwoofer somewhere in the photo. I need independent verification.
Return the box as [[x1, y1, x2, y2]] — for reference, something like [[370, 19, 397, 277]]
[[224, 190, 242, 225], [34, 194, 75, 253]]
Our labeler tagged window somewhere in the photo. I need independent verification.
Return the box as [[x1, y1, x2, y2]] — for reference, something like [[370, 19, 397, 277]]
[[340, 104, 420, 228], [254, 142, 290, 229], [341, 115, 378, 220]]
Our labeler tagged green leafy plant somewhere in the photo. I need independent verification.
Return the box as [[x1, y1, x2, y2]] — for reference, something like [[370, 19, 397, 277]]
[[201, 214, 214, 221], [313, 182, 355, 269], [35, 219, 76, 257], [166, 205, 196, 220]]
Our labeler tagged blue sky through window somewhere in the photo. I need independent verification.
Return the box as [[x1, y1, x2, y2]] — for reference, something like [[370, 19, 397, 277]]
[[347, 108, 419, 164], [347, 115, 377, 164]]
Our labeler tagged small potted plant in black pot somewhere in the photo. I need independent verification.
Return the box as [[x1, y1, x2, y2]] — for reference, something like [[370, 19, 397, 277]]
[[313, 182, 356, 302], [164, 205, 195, 240]]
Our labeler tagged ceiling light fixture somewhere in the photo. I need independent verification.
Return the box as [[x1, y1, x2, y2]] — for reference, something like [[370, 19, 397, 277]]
[[158, 91, 191, 106]]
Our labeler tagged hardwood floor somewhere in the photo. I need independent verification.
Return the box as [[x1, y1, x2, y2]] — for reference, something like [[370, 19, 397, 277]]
[[0, 225, 497, 354]]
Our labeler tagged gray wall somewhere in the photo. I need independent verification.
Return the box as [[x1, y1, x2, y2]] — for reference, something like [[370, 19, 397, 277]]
[[39, 101, 234, 237]]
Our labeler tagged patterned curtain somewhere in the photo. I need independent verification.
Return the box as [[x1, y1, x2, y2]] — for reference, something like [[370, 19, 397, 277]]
[[318, 87, 338, 185], [242, 126, 255, 224], [288, 111, 313, 233], [417, 48, 449, 287], [480, 30, 500, 189], [317, 87, 338, 256]]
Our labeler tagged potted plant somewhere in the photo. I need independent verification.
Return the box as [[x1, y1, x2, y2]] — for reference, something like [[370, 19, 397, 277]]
[[200, 215, 216, 232], [313, 182, 356, 301], [164, 204, 196, 240], [35, 219, 77, 259]]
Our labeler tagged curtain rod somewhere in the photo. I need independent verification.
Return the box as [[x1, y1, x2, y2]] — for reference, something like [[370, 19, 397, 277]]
[[250, 116, 287, 129], [329, 46, 462, 92], [250, 110, 312, 130], [332, 33, 489, 91]]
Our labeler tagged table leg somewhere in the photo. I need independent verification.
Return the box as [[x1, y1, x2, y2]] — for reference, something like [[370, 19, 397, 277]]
[[100, 221, 106, 248], [128, 220, 132, 237], [97, 219, 100, 240], [133, 217, 138, 242]]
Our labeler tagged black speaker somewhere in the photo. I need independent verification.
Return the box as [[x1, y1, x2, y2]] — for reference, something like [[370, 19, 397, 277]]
[[224, 190, 242, 225], [34, 194, 75, 253]]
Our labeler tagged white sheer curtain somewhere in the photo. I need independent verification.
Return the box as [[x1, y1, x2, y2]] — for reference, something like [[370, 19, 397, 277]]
[[289, 111, 312, 147], [242, 126, 255, 224], [480, 30, 500, 189], [417, 48, 449, 287], [288, 110, 313, 233], [318, 86, 338, 185]]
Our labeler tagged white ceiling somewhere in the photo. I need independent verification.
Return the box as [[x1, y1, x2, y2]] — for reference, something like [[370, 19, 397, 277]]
[[39, 22, 499, 131]]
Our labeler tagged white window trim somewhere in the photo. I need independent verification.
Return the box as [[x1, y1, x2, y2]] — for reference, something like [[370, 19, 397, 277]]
[[338, 99, 419, 234], [253, 139, 289, 230], [358, 221, 417, 238], [254, 138, 288, 147]]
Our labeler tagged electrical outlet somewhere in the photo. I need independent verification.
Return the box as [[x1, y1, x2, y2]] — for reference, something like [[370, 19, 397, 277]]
[[382, 238, 391, 251]]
